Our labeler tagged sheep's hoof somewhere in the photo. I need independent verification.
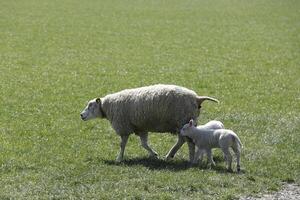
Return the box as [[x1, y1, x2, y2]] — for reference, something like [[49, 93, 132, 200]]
[[116, 156, 123, 163], [149, 153, 159, 159], [227, 168, 233, 173], [165, 155, 173, 161]]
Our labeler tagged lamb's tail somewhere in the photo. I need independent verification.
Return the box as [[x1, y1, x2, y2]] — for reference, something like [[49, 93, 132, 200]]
[[196, 96, 219, 108], [232, 134, 243, 149]]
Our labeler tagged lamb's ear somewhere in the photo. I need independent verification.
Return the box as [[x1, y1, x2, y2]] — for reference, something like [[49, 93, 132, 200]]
[[189, 119, 194, 126], [96, 98, 101, 104]]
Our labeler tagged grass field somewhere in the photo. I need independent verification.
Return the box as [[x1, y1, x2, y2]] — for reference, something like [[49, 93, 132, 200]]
[[1, 0, 299, 199]]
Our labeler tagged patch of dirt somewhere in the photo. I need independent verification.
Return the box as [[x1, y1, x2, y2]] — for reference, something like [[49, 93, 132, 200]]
[[240, 184, 300, 200]]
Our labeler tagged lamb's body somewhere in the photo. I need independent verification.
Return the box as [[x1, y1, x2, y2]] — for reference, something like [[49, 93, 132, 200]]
[[197, 120, 224, 130], [181, 120, 242, 172], [190, 129, 241, 150], [193, 120, 225, 159], [80, 84, 218, 162]]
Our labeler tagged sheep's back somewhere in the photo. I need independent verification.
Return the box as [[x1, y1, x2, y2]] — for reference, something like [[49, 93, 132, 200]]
[[103, 84, 200, 134]]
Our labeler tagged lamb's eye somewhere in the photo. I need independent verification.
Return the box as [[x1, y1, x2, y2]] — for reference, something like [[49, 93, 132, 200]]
[[88, 104, 92, 109]]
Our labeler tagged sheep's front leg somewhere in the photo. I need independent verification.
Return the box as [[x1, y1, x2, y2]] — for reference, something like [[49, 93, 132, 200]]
[[139, 132, 158, 158], [116, 135, 129, 162], [165, 135, 185, 160]]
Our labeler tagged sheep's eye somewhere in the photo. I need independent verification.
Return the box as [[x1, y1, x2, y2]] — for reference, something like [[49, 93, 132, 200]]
[[88, 104, 92, 109]]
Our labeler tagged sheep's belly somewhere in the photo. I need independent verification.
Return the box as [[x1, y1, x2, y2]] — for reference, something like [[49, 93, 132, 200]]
[[132, 115, 194, 134]]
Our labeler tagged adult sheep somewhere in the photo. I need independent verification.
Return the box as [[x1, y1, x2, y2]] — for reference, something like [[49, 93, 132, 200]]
[[80, 84, 218, 162]]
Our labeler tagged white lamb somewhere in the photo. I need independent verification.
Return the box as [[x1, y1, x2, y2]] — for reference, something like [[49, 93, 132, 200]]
[[193, 120, 225, 160], [80, 84, 218, 162], [180, 119, 242, 172]]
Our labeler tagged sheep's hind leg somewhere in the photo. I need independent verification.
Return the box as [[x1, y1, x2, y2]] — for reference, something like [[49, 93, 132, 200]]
[[139, 132, 158, 158], [116, 135, 129, 163], [165, 134, 185, 160]]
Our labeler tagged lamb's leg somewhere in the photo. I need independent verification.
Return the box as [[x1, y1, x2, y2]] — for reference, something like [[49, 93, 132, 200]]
[[198, 149, 205, 164], [232, 145, 241, 172], [222, 148, 233, 172], [186, 138, 195, 163], [193, 147, 203, 164], [165, 135, 185, 160], [139, 132, 158, 158], [206, 149, 216, 167], [116, 135, 129, 162]]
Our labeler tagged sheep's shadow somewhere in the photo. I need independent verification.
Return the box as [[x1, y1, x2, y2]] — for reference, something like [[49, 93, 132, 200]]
[[103, 156, 243, 173], [104, 157, 191, 171]]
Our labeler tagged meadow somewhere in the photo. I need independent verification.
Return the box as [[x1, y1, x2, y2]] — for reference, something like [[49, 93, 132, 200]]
[[0, 0, 299, 199]]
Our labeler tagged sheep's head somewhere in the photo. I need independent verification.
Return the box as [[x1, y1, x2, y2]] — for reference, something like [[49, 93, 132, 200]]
[[180, 119, 196, 136], [80, 98, 104, 121]]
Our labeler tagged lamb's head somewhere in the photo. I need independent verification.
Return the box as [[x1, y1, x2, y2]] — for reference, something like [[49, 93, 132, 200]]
[[180, 119, 196, 136], [80, 98, 105, 121]]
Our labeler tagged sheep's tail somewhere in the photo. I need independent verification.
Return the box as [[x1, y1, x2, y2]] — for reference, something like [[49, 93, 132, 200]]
[[196, 96, 219, 107]]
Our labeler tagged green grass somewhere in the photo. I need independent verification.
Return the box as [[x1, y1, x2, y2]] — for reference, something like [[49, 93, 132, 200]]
[[1, 0, 299, 199]]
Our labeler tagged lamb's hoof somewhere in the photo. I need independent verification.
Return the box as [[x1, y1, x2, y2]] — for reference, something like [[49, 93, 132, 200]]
[[207, 163, 216, 169], [189, 160, 195, 164], [190, 162, 198, 167]]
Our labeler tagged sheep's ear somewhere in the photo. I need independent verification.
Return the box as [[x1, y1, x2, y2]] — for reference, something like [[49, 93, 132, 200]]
[[96, 98, 101, 104], [189, 119, 193, 126]]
